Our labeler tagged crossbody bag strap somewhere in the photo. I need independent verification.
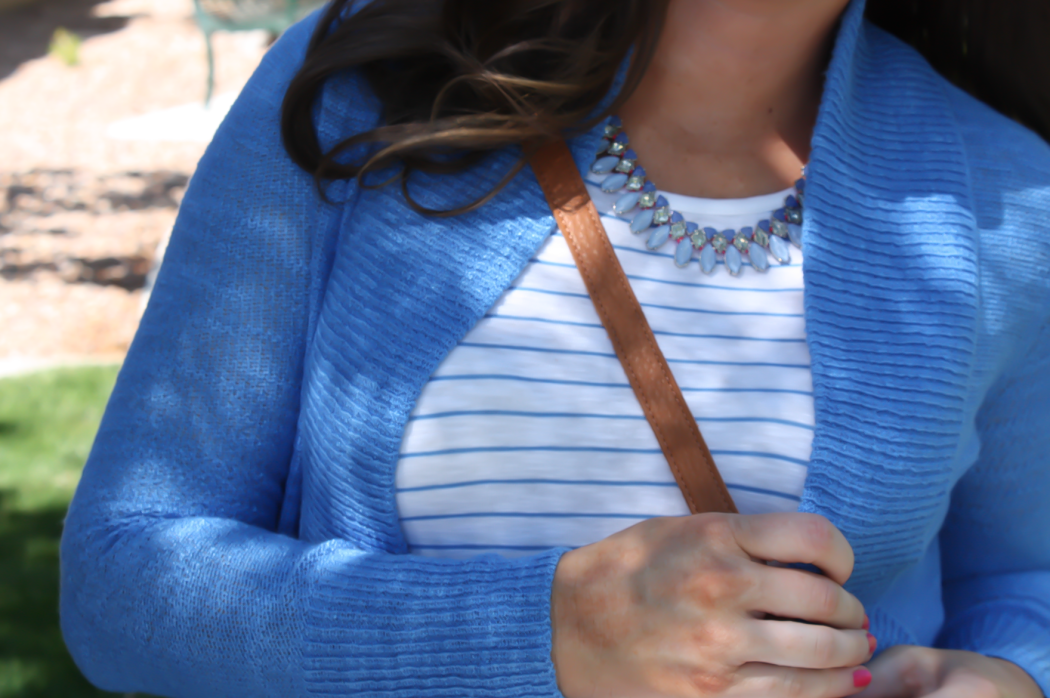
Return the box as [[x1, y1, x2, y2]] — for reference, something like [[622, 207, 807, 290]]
[[531, 139, 737, 516]]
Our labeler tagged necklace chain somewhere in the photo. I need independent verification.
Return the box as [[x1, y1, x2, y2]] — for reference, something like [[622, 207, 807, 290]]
[[591, 116, 806, 276]]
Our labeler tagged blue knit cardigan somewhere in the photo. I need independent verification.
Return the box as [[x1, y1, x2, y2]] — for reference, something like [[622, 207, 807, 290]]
[[60, 1, 1050, 696]]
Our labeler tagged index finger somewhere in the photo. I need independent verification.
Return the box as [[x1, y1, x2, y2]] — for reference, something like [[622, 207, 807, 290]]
[[730, 513, 855, 585]]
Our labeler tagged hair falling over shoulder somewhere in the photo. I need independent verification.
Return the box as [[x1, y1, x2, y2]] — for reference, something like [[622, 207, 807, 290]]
[[280, 0, 667, 215], [281, 0, 1050, 216]]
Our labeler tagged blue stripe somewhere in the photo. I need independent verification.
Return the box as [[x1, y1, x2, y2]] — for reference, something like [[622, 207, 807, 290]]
[[509, 286, 804, 318], [401, 446, 811, 464], [429, 374, 814, 396], [398, 479, 681, 494], [399, 478, 803, 500], [527, 258, 805, 292], [401, 512, 656, 522], [408, 410, 814, 431], [457, 342, 809, 369], [399, 479, 802, 501], [713, 450, 811, 467], [482, 314, 807, 343], [725, 484, 804, 502], [401, 446, 663, 460]]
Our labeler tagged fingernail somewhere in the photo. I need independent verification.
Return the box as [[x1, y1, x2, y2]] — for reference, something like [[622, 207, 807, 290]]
[[867, 632, 878, 655], [854, 668, 873, 688], [862, 614, 870, 631]]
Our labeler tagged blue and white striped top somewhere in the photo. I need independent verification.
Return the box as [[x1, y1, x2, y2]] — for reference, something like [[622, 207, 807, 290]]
[[396, 182, 814, 558]]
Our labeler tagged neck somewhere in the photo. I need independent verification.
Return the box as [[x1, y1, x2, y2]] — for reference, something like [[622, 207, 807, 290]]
[[619, 0, 850, 199]]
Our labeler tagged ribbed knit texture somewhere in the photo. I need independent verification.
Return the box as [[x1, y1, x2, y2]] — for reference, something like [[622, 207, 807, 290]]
[[60, 1, 1050, 696]]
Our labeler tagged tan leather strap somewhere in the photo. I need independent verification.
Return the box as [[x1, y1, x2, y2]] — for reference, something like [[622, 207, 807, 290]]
[[530, 139, 737, 515]]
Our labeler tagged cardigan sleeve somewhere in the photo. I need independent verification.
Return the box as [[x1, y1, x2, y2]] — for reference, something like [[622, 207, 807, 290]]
[[59, 14, 566, 698], [936, 87, 1050, 696], [936, 319, 1050, 696]]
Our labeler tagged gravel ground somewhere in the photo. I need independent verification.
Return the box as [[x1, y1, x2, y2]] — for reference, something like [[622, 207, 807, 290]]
[[0, 0, 269, 361]]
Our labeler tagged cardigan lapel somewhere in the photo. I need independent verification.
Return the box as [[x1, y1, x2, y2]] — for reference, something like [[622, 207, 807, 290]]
[[298, 144, 563, 547], [298, 68, 617, 547], [800, 0, 980, 603]]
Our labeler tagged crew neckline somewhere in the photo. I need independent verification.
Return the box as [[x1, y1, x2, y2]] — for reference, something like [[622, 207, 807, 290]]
[[659, 187, 796, 217]]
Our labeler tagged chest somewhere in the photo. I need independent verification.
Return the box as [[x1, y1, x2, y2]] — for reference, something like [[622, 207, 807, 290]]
[[395, 186, 817, 557]]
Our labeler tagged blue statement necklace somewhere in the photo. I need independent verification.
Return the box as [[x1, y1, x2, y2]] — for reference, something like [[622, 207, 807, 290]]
[[591, 116, 806, 276]]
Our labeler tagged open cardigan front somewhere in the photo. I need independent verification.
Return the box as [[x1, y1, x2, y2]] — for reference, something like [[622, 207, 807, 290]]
[[60, 1, 1050, 696]]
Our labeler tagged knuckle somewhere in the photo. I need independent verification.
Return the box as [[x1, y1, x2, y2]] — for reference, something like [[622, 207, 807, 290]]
[[692, 560, 754, 608], [811, 580, 840, 618], [809, 628, 838, 666], [693, 618, 743, 654], [899, 657, 934, 694], [780, 672, 807, 698], [694, 514, 737, 548], [685, 668, 733, 697], [799, 514, 835, 554]]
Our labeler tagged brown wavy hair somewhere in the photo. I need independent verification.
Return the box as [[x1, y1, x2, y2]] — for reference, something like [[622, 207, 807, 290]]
[[281, 0, 1050, 215]]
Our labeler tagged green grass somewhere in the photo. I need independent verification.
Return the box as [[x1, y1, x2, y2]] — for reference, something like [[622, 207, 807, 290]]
[[0, 365, 129, 698]]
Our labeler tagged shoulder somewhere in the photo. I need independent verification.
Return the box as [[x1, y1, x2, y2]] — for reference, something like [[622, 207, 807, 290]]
[[941, 81, 1050, 346], [857, 23, 1050, 360], [859, 21, 1050, 189], [221, 6, 383, 155]]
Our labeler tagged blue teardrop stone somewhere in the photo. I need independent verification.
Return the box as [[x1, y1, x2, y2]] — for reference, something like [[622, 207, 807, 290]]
[[700, 244, 717, 274], [630, 208, 655, 234], [642, 181, 657, 192], [768, 234, 792, 264], [725, 246, 743, 275], [655, 195, 670, 208], [646, 225, 671, 250], [591, 156, 620, 174], [749, 244, 769, 272], [600, 173, 629, 193], [604, 173, 625, 193], [613, 192, 642, 215], [674, 237, 693, 267], [670, 211, 684, 224], [787, 223, 803, 248]]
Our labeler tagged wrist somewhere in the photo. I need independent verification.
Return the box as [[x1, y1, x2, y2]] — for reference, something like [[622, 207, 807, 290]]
[[551, 544, 630, 698]]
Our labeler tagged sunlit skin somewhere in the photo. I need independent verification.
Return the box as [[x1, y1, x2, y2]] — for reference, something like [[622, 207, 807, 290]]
[[619, 0, 849, 199], [550, 3, 1046, 698]]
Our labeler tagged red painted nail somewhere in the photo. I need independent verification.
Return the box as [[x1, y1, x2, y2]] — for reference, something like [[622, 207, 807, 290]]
[[862, 614, 870, 631], [867, 632, 878, 654], [854, 668, 873, 688]]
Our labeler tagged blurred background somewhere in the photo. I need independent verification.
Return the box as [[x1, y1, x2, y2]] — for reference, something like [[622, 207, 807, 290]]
[[0, 0, 308, 691]]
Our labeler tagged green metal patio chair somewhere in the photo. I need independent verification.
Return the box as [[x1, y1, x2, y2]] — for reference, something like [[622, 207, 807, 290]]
[[193, 0, 326, 104]]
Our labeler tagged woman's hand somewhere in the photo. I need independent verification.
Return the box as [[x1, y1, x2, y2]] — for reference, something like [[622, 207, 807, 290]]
[[551, 512, 875, 698], [859, 646, 1042, 698]]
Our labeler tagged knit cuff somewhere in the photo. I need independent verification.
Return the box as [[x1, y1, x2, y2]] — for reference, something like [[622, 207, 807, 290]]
[[302, 546, 568, 697], [937, 603, 1050, 697]]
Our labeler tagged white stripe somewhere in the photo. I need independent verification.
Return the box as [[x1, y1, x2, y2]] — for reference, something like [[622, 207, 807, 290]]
[[398, 182, 814, 557], [402, 414, 811, 457]]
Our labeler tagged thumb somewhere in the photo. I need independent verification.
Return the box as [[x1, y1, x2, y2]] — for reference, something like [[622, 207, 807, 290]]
[[856, 646, 941, 698]]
